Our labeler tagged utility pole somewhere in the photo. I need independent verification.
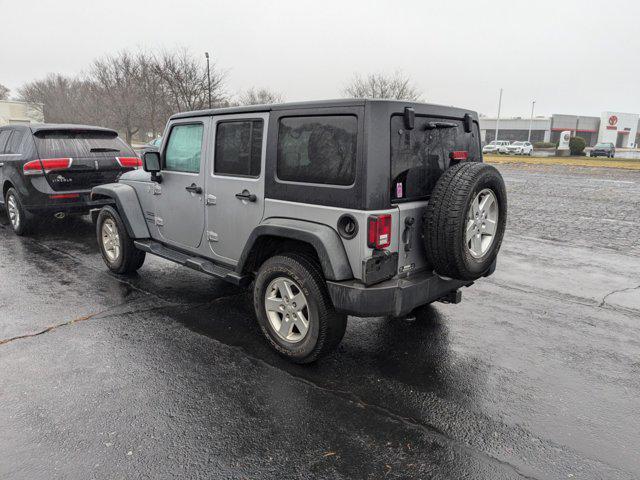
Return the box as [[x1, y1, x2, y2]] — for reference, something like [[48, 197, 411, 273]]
[[495, 88, 503, 142], [527, 100, 536, 142], [205, 52, 212, 109]]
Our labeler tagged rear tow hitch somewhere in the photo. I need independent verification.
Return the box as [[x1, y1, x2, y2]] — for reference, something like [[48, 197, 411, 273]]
[[437, 289, 462, 304]]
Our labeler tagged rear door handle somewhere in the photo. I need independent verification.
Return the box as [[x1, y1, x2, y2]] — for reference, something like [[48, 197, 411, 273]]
[[185, 183, 202, 194], [235, 190, 257, 202]]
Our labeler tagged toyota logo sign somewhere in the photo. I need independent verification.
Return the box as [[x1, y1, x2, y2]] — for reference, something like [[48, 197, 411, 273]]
[[609, 115, 618, 126]]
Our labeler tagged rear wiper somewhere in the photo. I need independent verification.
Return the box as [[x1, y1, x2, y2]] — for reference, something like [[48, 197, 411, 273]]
[[90, 147, 120, 152], [424, 121, 457, 130]]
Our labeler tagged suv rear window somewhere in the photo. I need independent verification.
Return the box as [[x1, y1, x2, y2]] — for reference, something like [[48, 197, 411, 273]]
[[390, 115, 481, 202], [214, 119, 263, 177], [34, 130, 130, 158], [277, 115, 357, 185]]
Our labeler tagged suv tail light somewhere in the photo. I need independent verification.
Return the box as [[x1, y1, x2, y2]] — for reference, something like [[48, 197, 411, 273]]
[[23, 158, 73, 175], [450, 151, 468, 161], [116, 157, 142, 168], [367, 214, 392, 249]]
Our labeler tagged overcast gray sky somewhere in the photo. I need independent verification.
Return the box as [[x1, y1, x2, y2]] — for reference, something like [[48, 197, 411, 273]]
[[1, 0, 638, 117]]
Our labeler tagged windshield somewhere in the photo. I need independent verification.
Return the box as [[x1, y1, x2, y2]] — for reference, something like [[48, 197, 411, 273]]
[[488, 141, 498, 145], [512, 142, 524, 146], [390, 115, 481, 202], [34, 130, 132, 158], [595, 143, 610, 148]]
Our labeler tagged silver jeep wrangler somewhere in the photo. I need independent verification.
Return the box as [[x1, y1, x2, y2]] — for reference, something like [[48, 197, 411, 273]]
[[92, 100, 507, 363]]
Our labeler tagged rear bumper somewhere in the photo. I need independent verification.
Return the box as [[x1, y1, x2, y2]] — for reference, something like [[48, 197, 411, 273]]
[[326, 270, 473, 317], [25, 194, 114, 214]]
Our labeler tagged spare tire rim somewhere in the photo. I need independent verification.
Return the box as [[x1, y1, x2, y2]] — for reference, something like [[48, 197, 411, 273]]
[[101, 218, 121, 263], [265, 277, 310, 343], [466, 188, 499, 258]]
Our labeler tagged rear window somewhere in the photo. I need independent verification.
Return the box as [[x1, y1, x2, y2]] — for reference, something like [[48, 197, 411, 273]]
[[390, 115, 481, 202], [277, 115, 357, 186], [34, 130, 131, 158]]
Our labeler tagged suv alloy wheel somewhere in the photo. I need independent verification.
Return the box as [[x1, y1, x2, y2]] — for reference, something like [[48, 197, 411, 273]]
[[253, 253, 347, 364], [96, 206, 146, 275]]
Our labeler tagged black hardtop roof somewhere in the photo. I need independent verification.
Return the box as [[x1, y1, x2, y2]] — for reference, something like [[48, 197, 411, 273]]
[[170, 99, 478, 120], [27, 123, 119, 135]]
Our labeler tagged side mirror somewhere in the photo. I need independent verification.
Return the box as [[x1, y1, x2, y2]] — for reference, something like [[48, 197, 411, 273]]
[[143, 151, 162, 182], [403, 107, 415, 130], [463, 113, 473, 134]]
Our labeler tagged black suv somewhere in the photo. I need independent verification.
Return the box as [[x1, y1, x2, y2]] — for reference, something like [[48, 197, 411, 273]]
[[590, 142, 615, 158], [0, 124, 139, 235]]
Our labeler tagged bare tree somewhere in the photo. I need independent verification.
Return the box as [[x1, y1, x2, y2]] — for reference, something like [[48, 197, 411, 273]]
[[152, 48, 227, 113], [18, 74, 95, 124], [0, 84, 9, 100], [342, 71, 423, 101], [238, 87, 284, 105], [17, 48, 227, 143]]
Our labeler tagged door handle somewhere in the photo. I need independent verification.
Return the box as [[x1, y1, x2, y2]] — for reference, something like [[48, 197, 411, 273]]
[[185, 183, 202, 194], [235, 190, 257, 202]]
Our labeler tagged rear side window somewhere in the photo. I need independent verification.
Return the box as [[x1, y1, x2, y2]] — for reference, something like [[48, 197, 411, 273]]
[[390, 115, 481, 202], [214, 119, 263, 177], [34, 130, 131, 158], [277, 115, 357, 185], [6, 131, 24, 154], [0, 130, 10, 154], [164, 124, 203, 174]]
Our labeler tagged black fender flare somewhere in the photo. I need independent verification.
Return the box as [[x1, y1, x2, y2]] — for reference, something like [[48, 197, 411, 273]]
[[237, 218, 354, 281], [91, 183, 150, 239]]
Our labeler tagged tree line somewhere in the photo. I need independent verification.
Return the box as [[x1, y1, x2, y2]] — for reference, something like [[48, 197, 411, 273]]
[[2, 48, 422, 144]]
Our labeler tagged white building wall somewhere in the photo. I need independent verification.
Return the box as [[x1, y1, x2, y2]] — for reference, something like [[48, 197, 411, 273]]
[[0, 101, 44, 126], [598, 112, 639, 148]]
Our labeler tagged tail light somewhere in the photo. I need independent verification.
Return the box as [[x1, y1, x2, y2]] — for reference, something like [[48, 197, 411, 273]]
[[450, 151, 469, 161], [367, 214, 392, 249], [116, 157, 142, 168], [23, 158, 73, 175], [50, 193, 80, 200]]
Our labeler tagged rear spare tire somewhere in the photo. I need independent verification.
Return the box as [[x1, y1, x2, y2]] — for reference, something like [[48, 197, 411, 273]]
[[424, 162, 507, 280]]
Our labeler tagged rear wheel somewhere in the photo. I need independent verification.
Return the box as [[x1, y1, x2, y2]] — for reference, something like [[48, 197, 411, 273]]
[[4, 188, 34, 236], [96, 206, 145, 274], [253, 253, 347, 364]]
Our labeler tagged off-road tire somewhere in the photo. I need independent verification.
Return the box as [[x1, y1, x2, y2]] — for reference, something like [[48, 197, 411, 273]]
[[253, 253, 347, 364], [96, 206, 145, 275], [4, 187, 35, 236], [424, 162, 507, 280]]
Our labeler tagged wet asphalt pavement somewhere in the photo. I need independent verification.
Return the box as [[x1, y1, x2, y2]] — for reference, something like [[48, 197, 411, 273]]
[[1, 163, 639, 479]]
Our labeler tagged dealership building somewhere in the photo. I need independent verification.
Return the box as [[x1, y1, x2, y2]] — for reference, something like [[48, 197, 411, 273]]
[[480, 111, 640, 148]]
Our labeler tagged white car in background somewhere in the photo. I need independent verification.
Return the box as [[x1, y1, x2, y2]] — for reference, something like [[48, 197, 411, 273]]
[[506, 141, 533, 155], [482, 140, 510, 154]]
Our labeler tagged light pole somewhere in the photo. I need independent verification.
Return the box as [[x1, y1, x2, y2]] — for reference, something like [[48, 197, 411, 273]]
[[527, 100, 536, 142], [205, 52, 212, 109], [495, 88, 503, 142]]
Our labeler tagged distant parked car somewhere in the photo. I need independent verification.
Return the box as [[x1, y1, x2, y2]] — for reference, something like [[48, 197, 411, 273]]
[[505, 141, 533, 155], [590, 142, 615, 158], [139, 137, 162, 156], [0, 124, 141, 235], [482, 140, 510, 154]]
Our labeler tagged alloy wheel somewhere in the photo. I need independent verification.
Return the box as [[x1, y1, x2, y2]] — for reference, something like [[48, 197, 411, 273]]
[[264, 277, 310, 343], [465, 188, 499, 258], [101, 218, 121, 263], [7, 194, 20, 230]]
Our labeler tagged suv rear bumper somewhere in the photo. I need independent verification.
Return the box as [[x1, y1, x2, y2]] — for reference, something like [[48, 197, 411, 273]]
[[326, 270, 473, 317]]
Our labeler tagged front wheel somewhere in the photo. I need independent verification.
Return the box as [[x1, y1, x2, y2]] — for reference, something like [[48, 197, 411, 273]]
[[253, 254, 347, 364], [96, 206, 145, 274]]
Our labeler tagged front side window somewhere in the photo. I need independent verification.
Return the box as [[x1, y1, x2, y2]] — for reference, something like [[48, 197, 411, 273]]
[[277, 115, 357, 185], [390, 115, 481, 202], [164, 124, 203, 173], [214, 119, 263, 177]]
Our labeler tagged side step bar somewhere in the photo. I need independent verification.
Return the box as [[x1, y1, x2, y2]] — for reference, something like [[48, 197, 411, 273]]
[[133, 240, 251, 287]]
